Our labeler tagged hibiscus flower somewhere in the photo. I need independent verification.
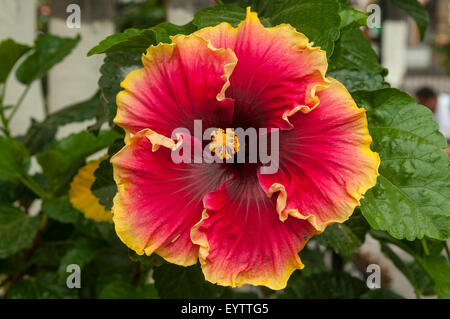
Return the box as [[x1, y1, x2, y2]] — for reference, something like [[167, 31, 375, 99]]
[[110, 8, 380, 289]]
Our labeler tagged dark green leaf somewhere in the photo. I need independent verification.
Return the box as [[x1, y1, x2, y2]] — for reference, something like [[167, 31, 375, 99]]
[[0, 136, 29, 182], [154, 263, 225, 298], [18, 91, 100, 154], [7, 272, 77, 299], [0, 38, 31, 83], [328, 28, 388, 92], [99, 281, 158, 299], [327, 69, 388, 92], [316, 212, 370, 259], [95, 51, 142, 127], [389, 0, 429, 40], [87, 22, 196, 56], [30, 242, 71, 268], [420, 255, 450, 298], [0, 252, 27, 274], [42, 196, 80, 223], [0, 204, 41, 258], [339, 7, 367, 30], [36, 130, 121, 189], [379, 242, 423, 296], [194, 4, 265, 28], [299, 247, 327, 277], [57, 240, 103, 283], [91, 157, 116, 211], [355, 89, 450, 241], [151, 22, 198, 43], [270, 0, 340, 56], [16, 34, 80, 84], [87, 28, 155, 56], [282, 271, 368, 298]]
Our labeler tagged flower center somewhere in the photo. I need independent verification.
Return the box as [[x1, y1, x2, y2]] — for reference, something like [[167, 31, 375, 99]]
[[209, 128, 240, 160]]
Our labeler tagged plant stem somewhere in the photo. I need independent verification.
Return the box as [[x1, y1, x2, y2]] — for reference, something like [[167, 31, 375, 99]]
[[421, 238, 429, 256], [19, 174, 51, 199], [0, 83, 10, 136], [7, 85, 30, 122]]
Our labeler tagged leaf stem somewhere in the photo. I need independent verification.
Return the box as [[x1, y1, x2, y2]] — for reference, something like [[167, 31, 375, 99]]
[[19, 174, 51, 199], [0, 83, 10, 136], [7, 84, 30, 122], [421, 238, 429, 256]]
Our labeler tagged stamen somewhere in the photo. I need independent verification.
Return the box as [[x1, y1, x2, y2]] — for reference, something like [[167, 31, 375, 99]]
[[209, 128, 240, 159]]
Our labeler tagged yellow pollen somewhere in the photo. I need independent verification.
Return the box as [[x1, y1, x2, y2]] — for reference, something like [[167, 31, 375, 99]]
[[209, 128, 240, 159]]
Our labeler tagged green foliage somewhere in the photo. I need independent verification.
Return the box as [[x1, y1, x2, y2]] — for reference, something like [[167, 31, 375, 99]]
[[91, 157, 116, 211], [269, 0, 340, 56], [16, 34, 80, 84], [0, 204, 41, 258], [282, 271, 369, 299], [87, 22, 196, 56], [328, 28, 388, 92], [99, 281, 158, 299], [389, 0, 429, 40], [18, 91, 100, 154], [42, 196, 80, 224], [0, 136, 29, 182], [36, 130, 121, 191], [153, 264, 227, 298], [355, 89, 449, 241], [0, 38, 31, 84], [316, 211, 370, 260], [8, 272, 77, 299]]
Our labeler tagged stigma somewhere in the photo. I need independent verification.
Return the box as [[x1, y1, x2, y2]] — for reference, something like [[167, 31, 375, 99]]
[[209, 128, 240, 159]]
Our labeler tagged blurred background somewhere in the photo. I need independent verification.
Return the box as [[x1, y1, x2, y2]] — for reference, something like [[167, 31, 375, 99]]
[[0, 0, 448, 298]]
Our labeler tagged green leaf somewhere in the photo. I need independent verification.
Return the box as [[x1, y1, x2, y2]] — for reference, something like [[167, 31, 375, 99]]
[[36, 130, 121, 189], [339, 7, 367, 29], [0, 38, 31, 83], [30, 242, 71, 267], [18, 91, 100, 154], [359, 288, 403, 299], [0, 204, 41, 258], [87, 28, 154, 56], [327, 69, 388, 92], [355, 89, 450, 241], [16, 34, 80, 84], [299, 247, 327, 277], [0, 136, 29, 182], [57, 240, 103, 283], [379, 242, 424, 297], [91, 157, 116, 211], [420, 255, 450, 298], [99, 281, 158, 299], [389, 0, 429, 40], [151, 22, 198, 43], [328, 28, 388, 92], [7, 272, 77, 299], [153, 263, 225, 298], [270, 0, 340, 56], [96, 51, 142, 127], [87, 22, 196, 56], [316, 211, 370, 259], [281, 271, 368, 298], [193, 4, 265, 28], [42, 196, 80, 223]]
